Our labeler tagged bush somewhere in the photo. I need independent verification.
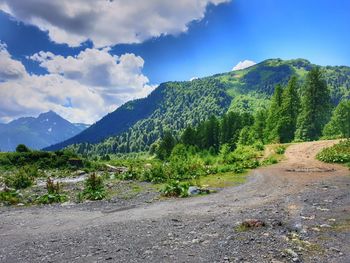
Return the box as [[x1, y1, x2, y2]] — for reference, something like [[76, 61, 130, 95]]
[[253, 141, 265, 151], [37, 178, 67, 204], [275, 145, 286, 155], [141, 163, 168, 183], [4, 168, 33, 189], [16, 144, 30, 153], [261, 156, 278, 166], [0, 189, 21, 205], [227, 145, 260, 164], [160, 180, 189, 197], [81, 173, 106, 200], [317, 140, 350, 164], [119, 165, 140, 181]]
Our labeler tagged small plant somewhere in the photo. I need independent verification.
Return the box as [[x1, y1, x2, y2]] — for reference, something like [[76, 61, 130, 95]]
[[81, 173, 106, 200], [37, 178, 67, 204], [261, 156, 278, 166], [0, 188, 21, 205], [253, 141, 265, 151], [119, 165, 139, 181], [4, 168, 33, 189], [160, 180, 189, 198], [275, 145, 286, 155]]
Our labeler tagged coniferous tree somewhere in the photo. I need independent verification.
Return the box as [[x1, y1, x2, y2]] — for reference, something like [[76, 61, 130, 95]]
[[203, 116, 220, 153], [295, 67, 331, 141], [278, 76, 300, 142], [323, 99, 350, 138], [181, 126, 197, 146], [250, 109, 268, 143], [220, 111, 243, 149], [265, 84, 283, 142]]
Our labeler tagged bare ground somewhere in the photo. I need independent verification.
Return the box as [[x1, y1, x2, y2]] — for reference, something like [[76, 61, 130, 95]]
[[0, 140, 349, 263]]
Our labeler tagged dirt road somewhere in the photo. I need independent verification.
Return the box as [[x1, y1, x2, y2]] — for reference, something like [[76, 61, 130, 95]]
[[0, 140, 349, 262]]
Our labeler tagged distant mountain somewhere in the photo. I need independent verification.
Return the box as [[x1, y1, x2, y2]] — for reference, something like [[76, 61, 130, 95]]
[[46, 58, 350, 153], [0, 111, 89, 151]]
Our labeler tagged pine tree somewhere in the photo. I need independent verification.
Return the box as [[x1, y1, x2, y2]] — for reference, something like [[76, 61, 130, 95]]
[[203, 116, 220, 153], [323, 99, 350, 138], [278, 76, 300, 142], [295, 67, 331, 141], [251, 109, 268, 143], [220, 111, 243, 149], [265, 84, 283, 142]]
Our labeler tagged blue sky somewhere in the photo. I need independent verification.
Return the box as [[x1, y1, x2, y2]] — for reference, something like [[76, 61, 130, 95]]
[[0, 0, 349, 123]]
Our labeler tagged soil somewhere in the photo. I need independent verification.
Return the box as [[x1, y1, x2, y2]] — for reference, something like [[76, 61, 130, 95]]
[[0, 140, 349, 263]]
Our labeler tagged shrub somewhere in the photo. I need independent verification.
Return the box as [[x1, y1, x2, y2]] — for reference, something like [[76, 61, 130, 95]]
[[160, 180, 189, 197], [37, 178, 67, 204], [16, 144, 30, 153], [119, 165, 140, 181], [253, 141, 265, 151], [261, 156, 278, 166], [317, 140, 350, 164], [4, 168, 33, 189], [81, 173, 106, 200], [0, 189, 21, 205], [275, 145, 286, 155], [227, 145, 260, 164], [141, 163, 168, 183]]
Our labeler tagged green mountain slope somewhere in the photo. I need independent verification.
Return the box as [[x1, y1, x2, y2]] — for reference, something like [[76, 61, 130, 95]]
[[47, 58, 350, 153]]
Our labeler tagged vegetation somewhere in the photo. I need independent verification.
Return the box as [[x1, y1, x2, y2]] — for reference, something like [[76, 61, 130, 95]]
[[160, 180, 190, 198], [295, 67, 331, 141], [317, 140, 350, 166], [37, 178, 67, 204], [80, 173, 106, 201], [0, 189, 21, 205], [1, 60, 350, 205], [0, 149, 86, 170], [60, 59, 350, 155], [4, 168, 34, 189], [323, 99, 350, 139]]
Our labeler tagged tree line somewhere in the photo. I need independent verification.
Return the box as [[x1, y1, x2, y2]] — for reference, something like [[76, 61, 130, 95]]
[[155, 67, 350, 160]]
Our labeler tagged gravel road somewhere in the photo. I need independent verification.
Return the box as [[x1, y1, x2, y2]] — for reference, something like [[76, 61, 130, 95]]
[[0, 140, 349, 263]]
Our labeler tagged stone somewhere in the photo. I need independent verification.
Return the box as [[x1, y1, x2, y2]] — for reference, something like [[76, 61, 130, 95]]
[[188, 186, 201, 195]]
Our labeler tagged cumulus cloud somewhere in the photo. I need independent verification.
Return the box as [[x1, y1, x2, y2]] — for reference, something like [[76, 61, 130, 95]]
[[0, 0, 229, 47], [0, 42, 27, 81], [0, 44, 155, 124], [232, 60, 256, 71]]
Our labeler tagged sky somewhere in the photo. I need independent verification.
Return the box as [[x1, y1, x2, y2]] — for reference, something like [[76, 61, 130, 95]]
[[0, 0, 349, 124]]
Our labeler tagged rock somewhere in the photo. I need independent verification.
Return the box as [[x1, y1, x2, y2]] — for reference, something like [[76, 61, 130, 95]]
[[320, 224, 332, 228], [285, 249, 299, 260], [188, 186, 201, 195]]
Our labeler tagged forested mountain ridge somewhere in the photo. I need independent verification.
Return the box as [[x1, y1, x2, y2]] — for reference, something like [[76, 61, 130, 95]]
[[46, 58, 350, 153]]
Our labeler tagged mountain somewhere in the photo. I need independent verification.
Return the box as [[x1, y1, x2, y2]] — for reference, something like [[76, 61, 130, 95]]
[[46, 58, 350, 153], [0, 111, 89, 151]]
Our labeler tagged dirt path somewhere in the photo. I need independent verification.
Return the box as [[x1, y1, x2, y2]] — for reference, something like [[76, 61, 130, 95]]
[[0, 140, 349, 263]]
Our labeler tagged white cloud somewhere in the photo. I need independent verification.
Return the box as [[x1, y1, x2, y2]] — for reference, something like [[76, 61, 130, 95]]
[[0, 0, 229, 47], [232, 60, 256, 71], [190, 76, 199, 81], [0, 42, 26, 81], [0, 45, 155, 124]]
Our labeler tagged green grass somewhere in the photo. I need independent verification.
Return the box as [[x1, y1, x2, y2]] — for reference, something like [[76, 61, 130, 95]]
[[194, 172, 247, 188]]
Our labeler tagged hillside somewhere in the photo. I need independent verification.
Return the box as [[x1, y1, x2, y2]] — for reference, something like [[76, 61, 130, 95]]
[[46, 58, 350, 153], [0, 111, 88, 151]]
